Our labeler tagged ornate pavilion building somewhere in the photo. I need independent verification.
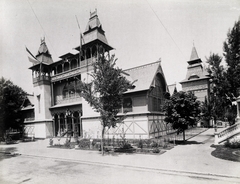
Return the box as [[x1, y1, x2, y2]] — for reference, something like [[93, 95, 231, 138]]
[[22, 10, 173, 139]]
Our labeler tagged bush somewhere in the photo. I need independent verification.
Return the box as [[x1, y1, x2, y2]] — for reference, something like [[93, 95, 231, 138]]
[[138, 140, 143, 149], [150, 141, 158, 148], [64, 138, 71, 148], [152, 148, 160, 153], [224, 139, 240, 149], [78, 139, 90, 149], [49, 138, 53, 146]]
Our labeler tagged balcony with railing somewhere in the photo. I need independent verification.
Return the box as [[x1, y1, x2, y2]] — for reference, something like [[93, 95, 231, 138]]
[[33, 75, 51, 83], [55, 94, 82, 105], [51, 57, 96, 82], [24, 117, 35, 122]]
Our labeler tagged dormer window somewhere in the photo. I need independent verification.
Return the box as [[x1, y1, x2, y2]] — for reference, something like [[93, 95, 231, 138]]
[[188, 73, 200, 80]]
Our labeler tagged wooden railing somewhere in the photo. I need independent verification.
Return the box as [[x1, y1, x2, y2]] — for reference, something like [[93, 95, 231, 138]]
[[214, 122, 240, 144], [51, 57, 96, 82], [24, 117, 35, 122], [33, 75, 51, 83], [55, 95, 82, 105]]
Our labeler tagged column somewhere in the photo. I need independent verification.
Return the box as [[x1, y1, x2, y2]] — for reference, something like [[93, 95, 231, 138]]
[[58, 114, 60, 136], [52, 115, 55, 137], [90, 47, 93, 65], [237, 101, 240, 119], [72, 113, 75, 137], [65, 115, 67, 134]]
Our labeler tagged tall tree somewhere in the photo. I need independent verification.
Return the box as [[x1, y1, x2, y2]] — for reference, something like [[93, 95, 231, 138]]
[[0, 77, 26, 137], [80, 54, 135, 154], [205, 53, 231, 126], [224, 18, 240, 98], [163, 91, 201, 141]]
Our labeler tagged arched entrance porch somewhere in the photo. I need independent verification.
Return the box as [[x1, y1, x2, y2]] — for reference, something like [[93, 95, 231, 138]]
[[52, 109, 82, 138]]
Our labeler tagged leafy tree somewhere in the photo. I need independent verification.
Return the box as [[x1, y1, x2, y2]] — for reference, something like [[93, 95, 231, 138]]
[[163, 91, 201, 141], [205, 53, 232, 127], [79, 54, 135, 154], [223, 18, 240, 98], [0, 77, 26, 137], [200, 97, 212, 127]]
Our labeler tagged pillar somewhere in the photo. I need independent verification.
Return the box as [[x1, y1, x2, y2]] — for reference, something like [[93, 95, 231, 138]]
[[72, 113, 75, 137], [65, 115, 67, 133], [58, 114, 60, 136]]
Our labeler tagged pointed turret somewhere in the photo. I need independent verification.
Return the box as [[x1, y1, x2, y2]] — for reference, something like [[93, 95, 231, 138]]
[[190, 45, 199, 61], [187, 44, 201, 65], [75, 9, 113, 52], [35, 37, 53, 64], [180, 44, 210, 102], [83, 9, 109, 45]]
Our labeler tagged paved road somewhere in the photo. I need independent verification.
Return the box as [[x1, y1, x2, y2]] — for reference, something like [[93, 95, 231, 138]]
[[0, 128, 240, 183], [0, 153, 238, 184]]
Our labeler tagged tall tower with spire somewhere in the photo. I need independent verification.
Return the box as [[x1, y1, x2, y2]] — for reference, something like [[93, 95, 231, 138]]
[[180, 45, 210, 102], [28, 38, 53, 138]]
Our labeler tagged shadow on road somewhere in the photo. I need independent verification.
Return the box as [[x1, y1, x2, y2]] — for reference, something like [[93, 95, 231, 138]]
[[174, 140, 204, 145], [0, 147, 19, 161]]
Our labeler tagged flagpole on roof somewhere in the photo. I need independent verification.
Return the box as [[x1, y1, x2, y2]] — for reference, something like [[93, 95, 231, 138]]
[[25, 43, 42, 77], [39, 37, 45, 77], [75, 15, 82, 68]]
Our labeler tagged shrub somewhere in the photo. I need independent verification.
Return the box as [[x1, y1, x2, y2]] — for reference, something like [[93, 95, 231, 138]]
[[150, 141, 158, 148], [138, 140, 143, 149], [152, 148, 160, 153], [64, 138, 71, 148], [78, 139, 90, 149], [49, 138, 53, 146], [224, 139, 240, 149]]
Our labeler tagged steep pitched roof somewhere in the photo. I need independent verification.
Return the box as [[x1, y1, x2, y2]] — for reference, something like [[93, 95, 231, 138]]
[[181, 46, 209, 83], [21, 95, 34, 111], [82, 10, 112, 49], [35, 38, 53, 64], [168, 83, 177, 95], [124, 60, 168, 94], [190, 45, 199, 61], [84, 10, 102, 33]]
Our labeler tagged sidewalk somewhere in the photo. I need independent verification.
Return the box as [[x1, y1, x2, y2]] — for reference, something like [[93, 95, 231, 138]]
[[0, 128, 240, 179]]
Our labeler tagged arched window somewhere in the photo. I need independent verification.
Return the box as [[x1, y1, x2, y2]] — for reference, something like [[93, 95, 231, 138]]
[[51, 68, 56, 76], [86, 48, 91, 59], [57, 65, 62, 74], [149, 73, 166, 112], [54, 114, 59, 136], [64, 62, 69, 72], [73, 111, 81, 136], [92, 45, 97, 58], [62, 79, 81, 99], [60, 113, 65, 134], [99, 45, 104, 54], [71, 59, 77, 69]]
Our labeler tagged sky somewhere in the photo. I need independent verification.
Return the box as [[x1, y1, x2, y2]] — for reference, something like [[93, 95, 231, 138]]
[[0, 0, 240, 94]]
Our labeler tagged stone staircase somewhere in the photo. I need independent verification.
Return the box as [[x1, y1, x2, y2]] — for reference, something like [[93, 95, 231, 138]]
[[214, 122, 240, 144]]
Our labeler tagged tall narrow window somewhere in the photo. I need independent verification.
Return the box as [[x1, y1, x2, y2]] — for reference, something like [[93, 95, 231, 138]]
[[37, 95, 41, 113], [149, 74, 166, 112]]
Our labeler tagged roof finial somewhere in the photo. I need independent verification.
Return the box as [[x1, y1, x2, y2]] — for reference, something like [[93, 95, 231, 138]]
[[90, 9, 97, 18], [41, 36, 45, 44]]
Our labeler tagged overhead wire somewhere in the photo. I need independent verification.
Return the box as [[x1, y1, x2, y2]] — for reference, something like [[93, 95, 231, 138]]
[[145, 0, 186, 60], [26, 0, 57, 57]]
